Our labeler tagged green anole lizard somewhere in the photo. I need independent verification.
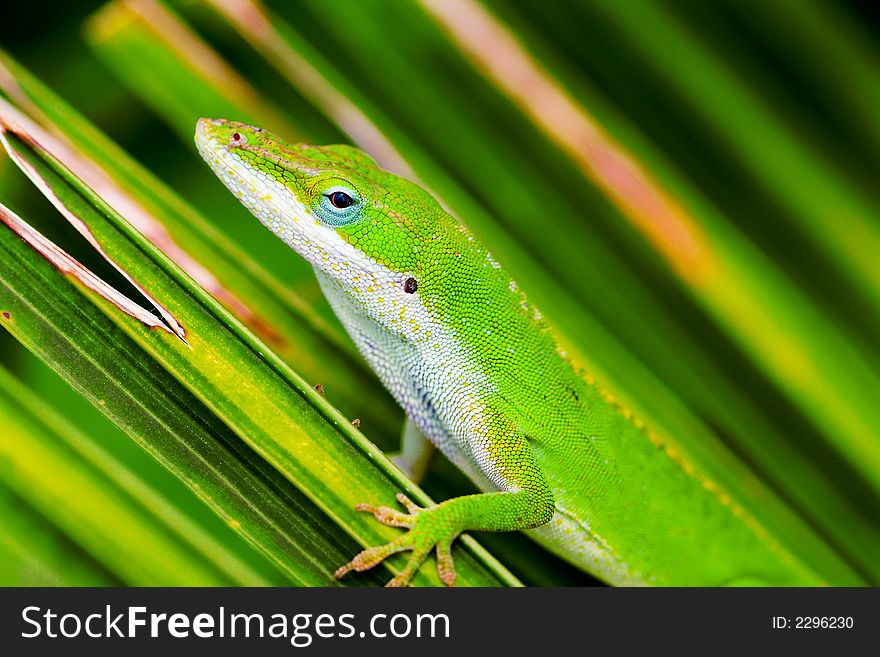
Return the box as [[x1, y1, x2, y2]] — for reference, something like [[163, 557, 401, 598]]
[[196, 118, 829, 587]]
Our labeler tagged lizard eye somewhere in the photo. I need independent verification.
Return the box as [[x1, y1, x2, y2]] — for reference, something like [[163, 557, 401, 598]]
[[328, 191, 354, 209], [316, 184, 363, 226]]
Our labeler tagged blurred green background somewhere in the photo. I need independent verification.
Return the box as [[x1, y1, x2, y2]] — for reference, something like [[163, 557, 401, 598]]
[[1, 0, 879, 586]]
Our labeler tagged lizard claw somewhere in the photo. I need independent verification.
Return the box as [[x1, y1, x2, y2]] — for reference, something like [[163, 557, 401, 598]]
[[335, 493, 459, 587], [394, 492, 422, 515]]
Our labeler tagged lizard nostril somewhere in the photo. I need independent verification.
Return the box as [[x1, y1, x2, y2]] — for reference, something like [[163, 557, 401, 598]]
[[403, 278, 418, 294]]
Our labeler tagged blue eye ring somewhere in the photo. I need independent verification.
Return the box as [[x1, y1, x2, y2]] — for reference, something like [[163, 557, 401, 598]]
[[315, 184, 363, 226]]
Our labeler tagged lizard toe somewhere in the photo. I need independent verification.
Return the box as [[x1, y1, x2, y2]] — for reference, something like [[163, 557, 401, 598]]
[[336, 494, 461, 587]]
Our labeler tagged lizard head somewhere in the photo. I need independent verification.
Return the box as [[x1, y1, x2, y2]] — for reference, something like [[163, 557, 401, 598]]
[[195, 118, 497, 341]]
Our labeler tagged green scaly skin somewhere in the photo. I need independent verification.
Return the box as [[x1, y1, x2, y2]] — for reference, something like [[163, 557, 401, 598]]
[[195, 118, 827, 587]]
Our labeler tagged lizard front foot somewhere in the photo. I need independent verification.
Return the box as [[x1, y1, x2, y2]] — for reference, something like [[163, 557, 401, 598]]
[[334, 493, 459, 587]]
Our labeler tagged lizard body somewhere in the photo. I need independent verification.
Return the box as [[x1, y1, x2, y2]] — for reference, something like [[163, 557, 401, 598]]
[[196, 118, 826, 586]]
